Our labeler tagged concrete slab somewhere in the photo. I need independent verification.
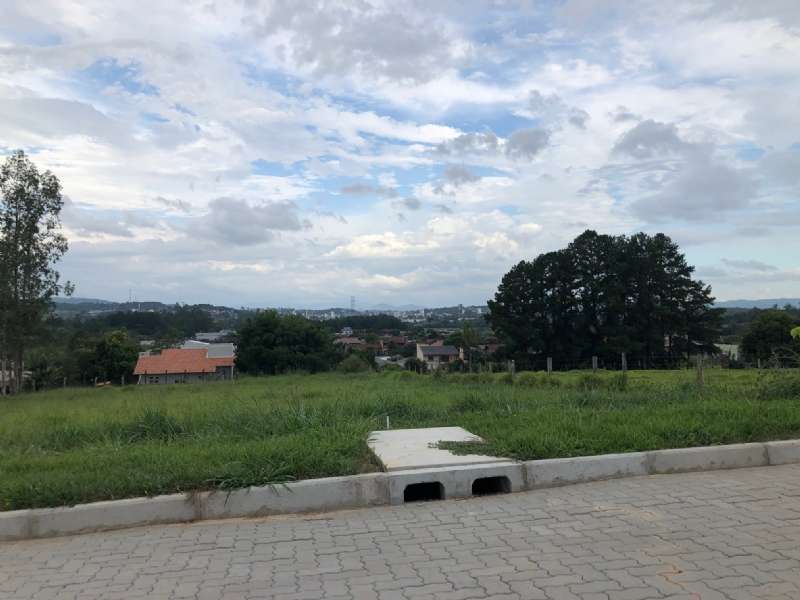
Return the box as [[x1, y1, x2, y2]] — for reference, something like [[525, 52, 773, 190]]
[[368, 427, 510, 471]]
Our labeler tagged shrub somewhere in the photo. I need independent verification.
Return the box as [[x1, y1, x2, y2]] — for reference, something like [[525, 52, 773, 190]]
[[575, 372, 627, 391], [337, 354, 371, 374], [757, 370, 800, 400], [514, 371, 561, 387]]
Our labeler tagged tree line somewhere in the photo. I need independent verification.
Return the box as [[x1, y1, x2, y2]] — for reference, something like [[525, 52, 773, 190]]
[[487, 230, 722, 369]]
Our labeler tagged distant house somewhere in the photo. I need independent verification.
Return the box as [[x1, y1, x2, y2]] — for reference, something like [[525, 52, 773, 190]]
[[334, 336, 368, 352], [416, 344, 462, 370], [716, 343, 740, 360], [194, 330, 235, 343], [181, 340, 235, 358], [0, 368, 31, 395], [134, 348, 234, 384], [339, 326, 354, 336]]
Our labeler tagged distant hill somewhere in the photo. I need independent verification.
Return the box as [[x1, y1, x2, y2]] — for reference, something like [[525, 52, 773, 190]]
[[716, 298, 800, 309], [368, 303, 425, 311], [54, 297, 115, 305]]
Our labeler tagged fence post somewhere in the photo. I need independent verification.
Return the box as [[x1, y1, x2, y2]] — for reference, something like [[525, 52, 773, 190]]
[[696, 355, 705, 386], [93, 377, 97, 387], [510, 360, 516, 378], [546, 357, 553, 375], [121, 374, 125, 386], [757, 358, 762, 370], [63, 376, 67, 388], [621, 352, 627, 373], [592, 356, 598, 373]]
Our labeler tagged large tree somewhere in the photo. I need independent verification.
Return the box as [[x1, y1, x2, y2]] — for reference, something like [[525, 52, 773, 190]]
[[0, 151, 71, 394], [236, 310, 338, 375], [487, 230, 721, 369]]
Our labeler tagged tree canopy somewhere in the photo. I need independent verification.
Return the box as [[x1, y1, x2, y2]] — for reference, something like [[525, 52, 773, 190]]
[[236, 311, 338, 375], [741, 310, 799, 364], [487, 230, 721, 369], [0, 150, 71, 394]]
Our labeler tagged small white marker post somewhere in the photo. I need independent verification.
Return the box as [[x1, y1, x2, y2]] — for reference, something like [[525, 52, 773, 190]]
[[386, 415, 390, 430]]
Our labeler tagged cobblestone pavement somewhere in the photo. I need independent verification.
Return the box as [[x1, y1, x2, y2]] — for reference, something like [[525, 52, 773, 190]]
[[2, 465, 800, 600]]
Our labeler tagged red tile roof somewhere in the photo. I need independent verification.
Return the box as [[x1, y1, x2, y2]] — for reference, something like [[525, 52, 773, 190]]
[[134, 348, 234, 375]]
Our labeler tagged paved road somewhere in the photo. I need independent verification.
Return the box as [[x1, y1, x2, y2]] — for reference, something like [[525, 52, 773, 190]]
[[2, 465, 800, 600]]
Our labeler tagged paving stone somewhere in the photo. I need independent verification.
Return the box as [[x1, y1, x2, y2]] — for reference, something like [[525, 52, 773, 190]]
[[1, 465, 800, 600]]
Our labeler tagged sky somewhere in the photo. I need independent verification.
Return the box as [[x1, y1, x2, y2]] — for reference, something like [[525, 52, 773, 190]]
[[1, 0, 799, 308]]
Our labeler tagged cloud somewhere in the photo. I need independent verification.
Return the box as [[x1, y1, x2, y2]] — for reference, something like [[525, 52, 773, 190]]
[[524, 90, 590, 130], [327, 232, 439, 258], [760, 150, 800, 188], [154, 196, 191, 212], [340, 183, 398, 198], [631, 160, 757, 221], [443, 165, 479, 185], [398, 197, 421, 210], [62, 198, 137, 239], [612, 119, 691, 159], [505, 128, 550, 159], [198, 198, 306, 246], [436, 131, 499, 155], [567, 107, 590, 129], [721, 258, 778, 271], [0, 97, 127, 144], [610, 105, 640, 123], [244, 0, 470, 84]]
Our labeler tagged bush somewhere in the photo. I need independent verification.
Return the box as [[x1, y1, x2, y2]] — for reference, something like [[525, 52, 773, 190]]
[[575, 372, 628, 391], [337, 355, 371, 374], [513, 371, 562, 387], [757, 371, 800, 400]]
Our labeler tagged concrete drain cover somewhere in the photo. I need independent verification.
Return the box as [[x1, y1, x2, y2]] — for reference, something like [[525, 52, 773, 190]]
[[368, 427, 510, 472]]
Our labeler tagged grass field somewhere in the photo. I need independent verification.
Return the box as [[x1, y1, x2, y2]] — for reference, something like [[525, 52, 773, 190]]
[[1, 368, 799, 511]]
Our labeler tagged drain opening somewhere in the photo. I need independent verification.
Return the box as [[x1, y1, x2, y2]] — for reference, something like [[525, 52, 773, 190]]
[[472, 476, 511, 496], [404, 481, 444, 502]]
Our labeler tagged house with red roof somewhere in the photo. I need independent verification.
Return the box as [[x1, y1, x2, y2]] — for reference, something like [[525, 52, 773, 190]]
[[133, 348, 234, 385]]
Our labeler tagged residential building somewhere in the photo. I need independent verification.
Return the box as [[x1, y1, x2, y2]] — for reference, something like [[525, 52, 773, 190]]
[[134, 348, 234, 384], [181, 340, 235, 358], [416, 344, 462, 370]]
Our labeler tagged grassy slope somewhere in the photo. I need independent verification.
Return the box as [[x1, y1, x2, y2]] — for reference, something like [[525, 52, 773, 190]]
[[1, 369, 798, 510]]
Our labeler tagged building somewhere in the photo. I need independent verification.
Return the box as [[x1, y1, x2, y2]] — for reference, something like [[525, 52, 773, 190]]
[[416, 344, 462, 370], [194, 330, 235, 343], [134, 348, 234, 384], [181, 340, 235, 358], [334, 336, 368, 352]]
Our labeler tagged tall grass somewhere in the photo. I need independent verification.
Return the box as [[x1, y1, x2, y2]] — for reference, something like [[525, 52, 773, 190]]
[[0, 369, 798, 510]]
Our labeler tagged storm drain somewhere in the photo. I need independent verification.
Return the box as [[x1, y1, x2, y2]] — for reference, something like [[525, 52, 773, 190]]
[[403, 481, 444, 502], [471, 476, 511, 496]]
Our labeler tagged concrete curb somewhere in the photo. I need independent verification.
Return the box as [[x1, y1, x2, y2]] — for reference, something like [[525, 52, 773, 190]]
[[3, 439, 800, 542]]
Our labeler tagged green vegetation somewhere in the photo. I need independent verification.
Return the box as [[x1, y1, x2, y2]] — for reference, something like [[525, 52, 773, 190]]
[[2, 368, 799, 511], [236, 310, 339, 374], [741, 310, 800, 364], [488, 230, 722, 369]]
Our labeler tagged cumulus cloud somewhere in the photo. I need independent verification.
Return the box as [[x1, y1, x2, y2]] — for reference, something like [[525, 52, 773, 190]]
[[1, 1, 797, 305], [436, 131, 499, 155], [244, 0, 470, 84], [631, 160, 757, 221], [443, 165, 479, 185], [612, 120, 691, 159], [198, 198, 306, 246], [505, 128, 550, 160], [526, 90, 590, 129]]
